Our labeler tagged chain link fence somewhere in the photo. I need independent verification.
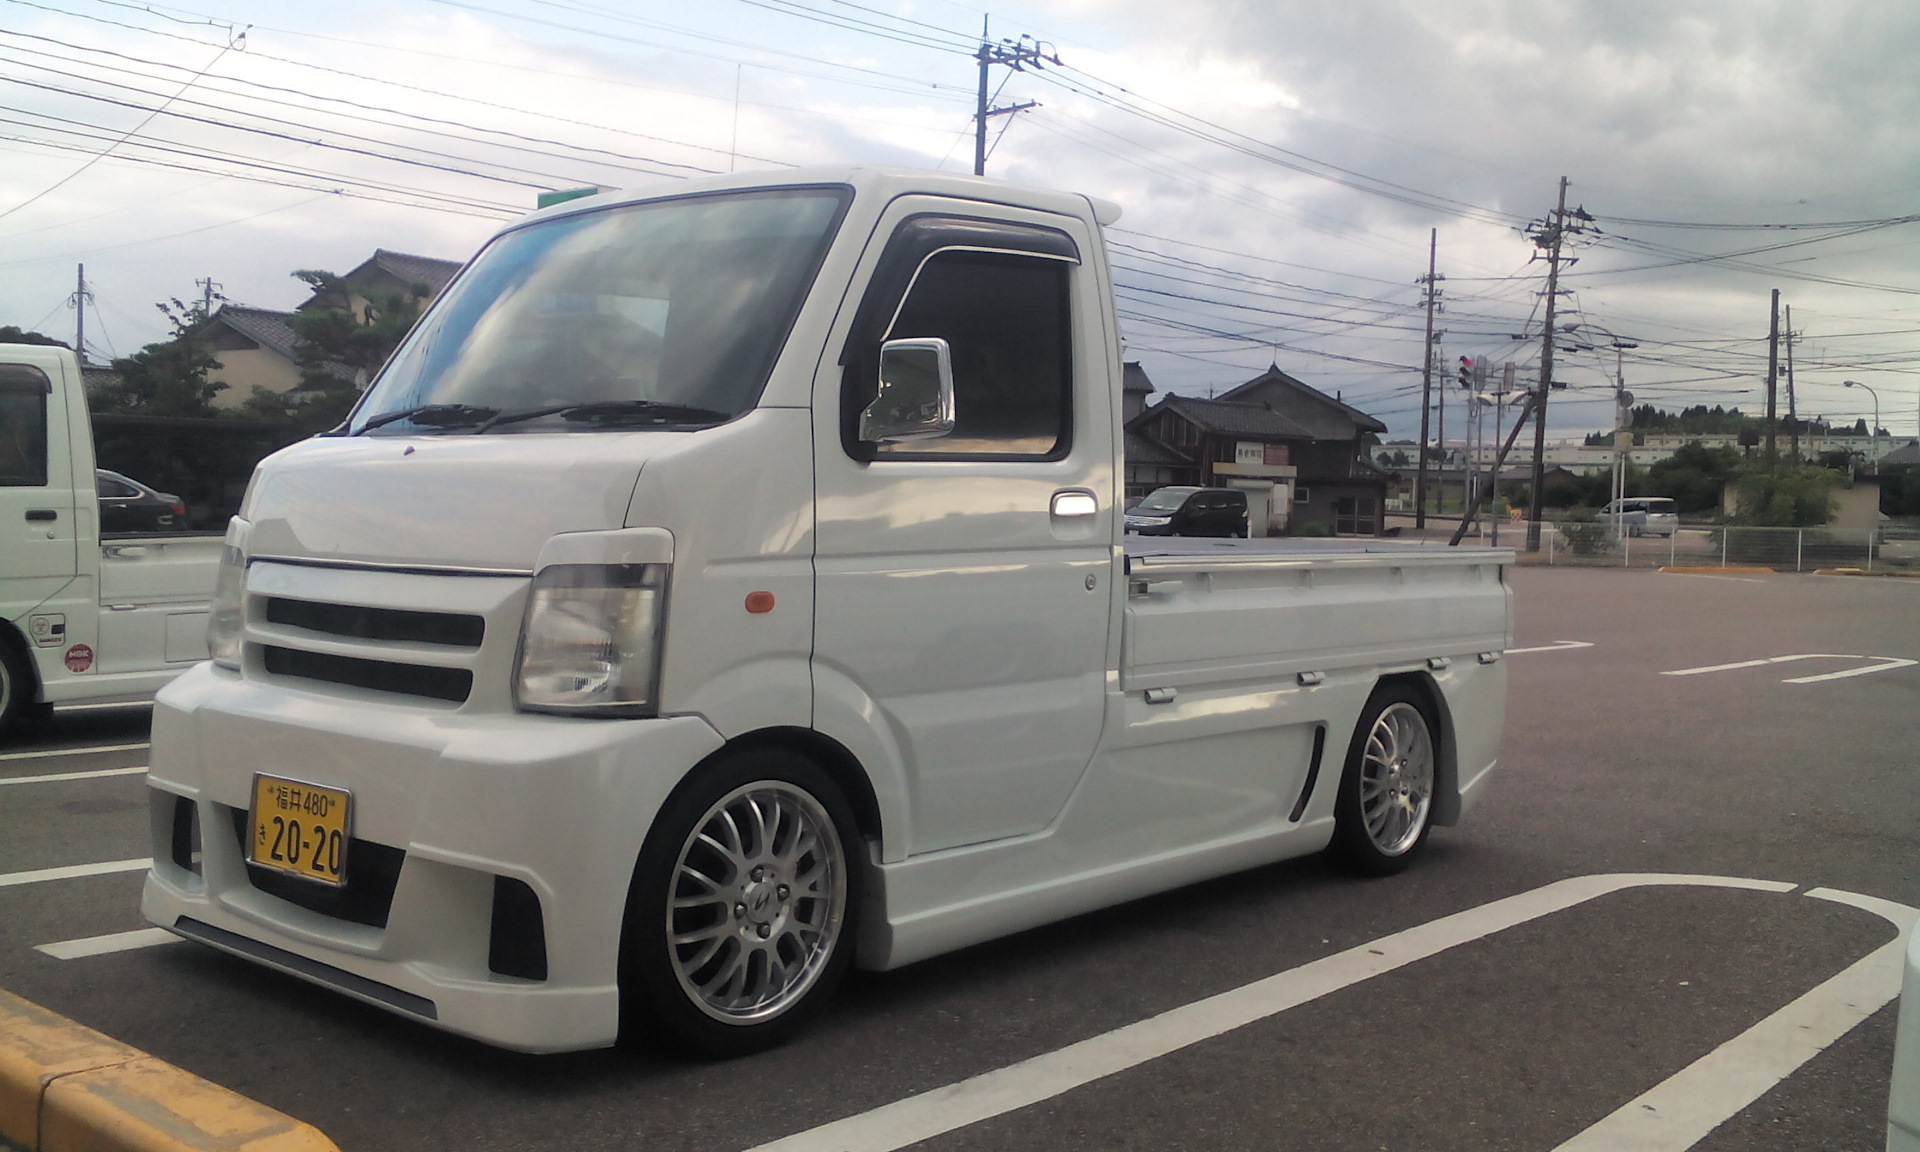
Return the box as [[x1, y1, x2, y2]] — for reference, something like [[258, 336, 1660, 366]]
[[1512, 522, 1914, 571]]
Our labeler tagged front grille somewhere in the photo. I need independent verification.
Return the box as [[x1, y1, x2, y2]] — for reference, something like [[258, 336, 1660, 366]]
[[227, 806, 405, 929], [262, 645, 472, 703], [265, 597, 484, 648]]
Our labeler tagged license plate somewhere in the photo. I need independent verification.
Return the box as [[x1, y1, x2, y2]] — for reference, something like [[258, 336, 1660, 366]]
[[248, 774, 351, 887]]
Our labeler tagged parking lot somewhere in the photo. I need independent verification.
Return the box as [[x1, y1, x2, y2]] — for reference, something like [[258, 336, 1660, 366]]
[[2, 565, 1915, 1151]]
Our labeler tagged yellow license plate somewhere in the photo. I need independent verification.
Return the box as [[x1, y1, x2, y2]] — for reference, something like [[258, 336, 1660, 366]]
[[248, 775, 352, 887]]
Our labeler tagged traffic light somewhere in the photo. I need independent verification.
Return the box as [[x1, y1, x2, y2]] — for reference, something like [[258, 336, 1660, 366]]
[[1458, 356, 1473, 389]]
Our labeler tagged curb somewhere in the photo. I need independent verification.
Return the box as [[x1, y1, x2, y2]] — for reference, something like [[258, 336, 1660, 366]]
[[1658, 566, 1777, 575], [0, 988, 338, 1152], [1814, 567, 1920, 578]]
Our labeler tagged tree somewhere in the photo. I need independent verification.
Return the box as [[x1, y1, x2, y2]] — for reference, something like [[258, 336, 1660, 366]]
[[280, 269, 429, 428], [1646, 440, 1742, 514], [96, 298, 226, 417], [0, 326, 68, 347], [1731, 466, 1839, 527]]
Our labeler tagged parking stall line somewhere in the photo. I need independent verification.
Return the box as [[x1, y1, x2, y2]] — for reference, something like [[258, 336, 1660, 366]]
[[1551, 887, 1915, 1151], [0, 742, 150, 762], [1662, 653, 1916, 682], [0, 766, 147, 786], [1506, 640, 1596, 655], [743, 874, 1798, 1152], [0, 859, 151, 889], [35, 927, 178, 960]]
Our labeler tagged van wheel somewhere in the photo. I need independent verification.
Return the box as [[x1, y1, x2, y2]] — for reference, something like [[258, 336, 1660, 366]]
[[619, 749, 861, 1058], [0, 636, 34, 741], [1330, 684, 1437, 876]]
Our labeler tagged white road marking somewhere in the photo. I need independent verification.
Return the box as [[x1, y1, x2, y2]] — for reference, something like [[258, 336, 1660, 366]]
[[35, 927, 177, 960], [1663, 572, 1766, 583], [743, 873, 1797, 1152], [1506, 640, 1596, 654], [0, 766, 147, 786], [0, 741, 150, 762], [0, 859, 151, 889], [1662, 653, 1917, 682], [1551, 887, 1915, 1151]]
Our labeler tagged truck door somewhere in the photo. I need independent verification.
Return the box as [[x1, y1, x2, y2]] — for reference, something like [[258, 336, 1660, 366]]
[[813, 204, 1116, 856], [0, 359, 78, 612]]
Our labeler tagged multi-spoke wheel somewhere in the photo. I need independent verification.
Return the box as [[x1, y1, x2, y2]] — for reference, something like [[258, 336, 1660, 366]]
[[620, 749, 861, 1057], [1331, 684, 1439, 875]]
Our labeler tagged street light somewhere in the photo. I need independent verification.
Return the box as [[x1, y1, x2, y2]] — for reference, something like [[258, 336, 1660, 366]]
[[1843, 380, 1881, 472], [1564, 323, 1639, 535]]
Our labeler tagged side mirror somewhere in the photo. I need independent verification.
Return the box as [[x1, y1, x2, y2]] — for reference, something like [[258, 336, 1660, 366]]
[[860, 338, 955, 444]]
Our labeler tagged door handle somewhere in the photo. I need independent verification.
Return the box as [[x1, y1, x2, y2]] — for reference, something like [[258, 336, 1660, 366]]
[[1050, 489, 1097, 517], [25, 509, 57, 521]]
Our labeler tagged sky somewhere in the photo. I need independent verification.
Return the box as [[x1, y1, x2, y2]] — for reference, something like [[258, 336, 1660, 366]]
[[1, 0, 1916, 443]]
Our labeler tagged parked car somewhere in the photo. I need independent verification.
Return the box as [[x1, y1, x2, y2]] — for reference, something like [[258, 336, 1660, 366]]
[[97, 469, 186, 535], [1601, 496, 1678, 537], [1124, 486, 1250, 537]]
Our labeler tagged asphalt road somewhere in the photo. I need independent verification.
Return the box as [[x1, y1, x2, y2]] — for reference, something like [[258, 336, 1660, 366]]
[[1, 566, 1915, 1151]]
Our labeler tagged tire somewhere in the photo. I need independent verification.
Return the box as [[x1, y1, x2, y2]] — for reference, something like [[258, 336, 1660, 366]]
[[0, 632, 35, 742], [1330, 683, 1439, 876], [618, 748, 863, 1058]]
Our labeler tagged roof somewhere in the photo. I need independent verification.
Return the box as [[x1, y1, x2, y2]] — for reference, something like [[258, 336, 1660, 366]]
[[209, 306, 300, 360], [1879, 440, 1920, 466], [1217, 363, 1389, 435], [1142, 394, 1316, 440], [1122, 361, 1155, 395], [1123, 430, 1187, 466], [365, 249, 462, 294]]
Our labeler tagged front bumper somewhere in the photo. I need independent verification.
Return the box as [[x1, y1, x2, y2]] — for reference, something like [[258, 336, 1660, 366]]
[[141, 663, 725, 1053]]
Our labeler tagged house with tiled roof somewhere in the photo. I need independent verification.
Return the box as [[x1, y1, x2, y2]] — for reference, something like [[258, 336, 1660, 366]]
[[1124, 363, 1391, 535], [199, 305, 307, 409], [300, 249, 464, 322]]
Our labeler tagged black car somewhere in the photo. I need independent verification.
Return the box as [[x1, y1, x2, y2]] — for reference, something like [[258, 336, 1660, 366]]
[[1123, 486, 1250, 537], [97, 469, 186, 534]]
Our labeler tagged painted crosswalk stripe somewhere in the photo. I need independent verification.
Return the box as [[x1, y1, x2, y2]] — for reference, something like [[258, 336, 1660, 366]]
[[0, 742, 150, 762], [0, 859, 151, 889], [35, 928, 177, 960], [0, 766, 147, 786]]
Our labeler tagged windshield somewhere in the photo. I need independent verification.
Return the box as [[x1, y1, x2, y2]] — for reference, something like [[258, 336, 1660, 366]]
[[1134, 487, 1197, 514], [353, 187, 849, 434]]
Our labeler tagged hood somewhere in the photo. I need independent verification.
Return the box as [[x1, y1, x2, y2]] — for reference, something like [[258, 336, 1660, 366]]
[[243, 432, 662, 572]]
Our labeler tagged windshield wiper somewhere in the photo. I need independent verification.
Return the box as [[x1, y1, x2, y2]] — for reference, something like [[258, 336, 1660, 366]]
[[470, 400, 731, 433], [356, 404, 500, 434]]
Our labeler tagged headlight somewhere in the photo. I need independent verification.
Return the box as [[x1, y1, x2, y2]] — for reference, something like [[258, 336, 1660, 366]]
[[515, 563, 668, 716], [206, 543, 246, 670]]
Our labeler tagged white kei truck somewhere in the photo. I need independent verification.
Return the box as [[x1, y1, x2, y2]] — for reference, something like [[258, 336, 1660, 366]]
[[1, 345, 221, 736], [141, 168, 1512, 1057]]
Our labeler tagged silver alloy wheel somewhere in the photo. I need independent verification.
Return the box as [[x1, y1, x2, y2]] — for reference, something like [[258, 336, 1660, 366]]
[[1358, 701, 1434, 857], [666, 780, 847, 1025]]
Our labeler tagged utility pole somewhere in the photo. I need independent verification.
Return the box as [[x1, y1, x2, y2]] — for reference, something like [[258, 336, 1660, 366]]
[[1524, 178, 1588, 551], [69, 263, 93, 367], [1414, 230, 1442, 529], [197, 276, 223, 320], [1784, 304, 1798, 462], [973, 19, 1053, 176], [1765, 288, 1780, 463]]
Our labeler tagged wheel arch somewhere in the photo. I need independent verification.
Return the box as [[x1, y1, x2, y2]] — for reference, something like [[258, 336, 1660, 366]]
[[1370, 670, 1461, 827], [0, 618, 42, 723], [699, 726, 886, 852]]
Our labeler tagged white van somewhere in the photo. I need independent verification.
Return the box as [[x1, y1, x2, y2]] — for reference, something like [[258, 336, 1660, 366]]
[[1602, 497, 1678, 537]]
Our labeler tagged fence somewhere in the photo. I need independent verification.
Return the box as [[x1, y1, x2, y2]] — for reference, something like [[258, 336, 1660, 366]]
[[1518, 523, 1911, 572]]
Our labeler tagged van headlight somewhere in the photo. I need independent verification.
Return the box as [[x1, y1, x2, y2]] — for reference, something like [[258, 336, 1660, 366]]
[[206, 544, 246, 671], [514, 563, 668, 716]]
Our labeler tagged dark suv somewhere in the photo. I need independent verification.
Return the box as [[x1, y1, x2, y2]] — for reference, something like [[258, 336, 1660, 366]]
[[1124, 486, 1250, 537]]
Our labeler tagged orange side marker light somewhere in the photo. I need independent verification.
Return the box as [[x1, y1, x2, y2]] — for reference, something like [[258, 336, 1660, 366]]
[[745, 591, 776, 614]]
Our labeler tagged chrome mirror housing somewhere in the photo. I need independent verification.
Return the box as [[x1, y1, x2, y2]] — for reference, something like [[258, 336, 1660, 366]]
[[860, 337, 955, 444]]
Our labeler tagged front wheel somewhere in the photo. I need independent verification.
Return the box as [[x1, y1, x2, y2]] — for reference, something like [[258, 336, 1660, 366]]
[[1330, 684, 1438, 876], [619, 749, 861, 1058], [0, 636, 33, 742]]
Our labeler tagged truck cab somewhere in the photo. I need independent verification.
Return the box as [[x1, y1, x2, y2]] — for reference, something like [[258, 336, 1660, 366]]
[[0, 344, 221, 735]]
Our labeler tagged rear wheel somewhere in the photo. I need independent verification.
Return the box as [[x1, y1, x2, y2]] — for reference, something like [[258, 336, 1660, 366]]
[[619, 749, 861, 1058], [1330, 684, 1437, 875], [0, 634, 35, 741]]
